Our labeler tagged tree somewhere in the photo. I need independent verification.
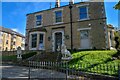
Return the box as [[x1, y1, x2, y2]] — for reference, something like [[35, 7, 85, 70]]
[[114, 1, 120, 10], [114, 31, 120, 51]]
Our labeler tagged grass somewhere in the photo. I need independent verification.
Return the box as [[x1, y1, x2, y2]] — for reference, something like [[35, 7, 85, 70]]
[[1, 50, 120, 77], [68, 50, 120, 77]]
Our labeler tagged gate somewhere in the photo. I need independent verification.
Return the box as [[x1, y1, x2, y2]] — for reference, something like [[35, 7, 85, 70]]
[[28, 61, 120, 80]]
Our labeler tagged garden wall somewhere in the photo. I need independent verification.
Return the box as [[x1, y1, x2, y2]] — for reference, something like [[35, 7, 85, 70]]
[[1, 50, 42, 56]]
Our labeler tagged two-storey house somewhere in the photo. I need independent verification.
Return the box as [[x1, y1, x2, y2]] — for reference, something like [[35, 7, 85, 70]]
[[25, 1, 109, 51]]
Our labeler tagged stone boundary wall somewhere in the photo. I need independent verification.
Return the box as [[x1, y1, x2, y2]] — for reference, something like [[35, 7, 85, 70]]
[[2, 50, 42, 56]]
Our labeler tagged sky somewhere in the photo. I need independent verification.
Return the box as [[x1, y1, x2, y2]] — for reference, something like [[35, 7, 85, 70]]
[[1, 1, 119, 36]]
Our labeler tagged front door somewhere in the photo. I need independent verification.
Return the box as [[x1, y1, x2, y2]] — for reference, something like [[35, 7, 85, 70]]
[[80, 30, 90, 49], [55, 32, 62, 51]]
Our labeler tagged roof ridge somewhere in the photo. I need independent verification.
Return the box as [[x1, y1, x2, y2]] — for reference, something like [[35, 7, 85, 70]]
[[0, 26, 25, 38]]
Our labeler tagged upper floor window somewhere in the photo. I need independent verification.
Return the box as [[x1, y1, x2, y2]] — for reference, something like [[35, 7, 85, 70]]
[[13, 35, 16, 39], [55, 11, 62, 23], [36, 15, 42, 26], [79, 6, 88, 20]]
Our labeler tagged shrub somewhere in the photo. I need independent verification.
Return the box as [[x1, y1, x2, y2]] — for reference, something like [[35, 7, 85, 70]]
[[2, 55, 17, 61]]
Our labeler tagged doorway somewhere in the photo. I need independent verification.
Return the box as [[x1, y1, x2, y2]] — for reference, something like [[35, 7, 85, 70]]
[[55, 32, 62, 51]]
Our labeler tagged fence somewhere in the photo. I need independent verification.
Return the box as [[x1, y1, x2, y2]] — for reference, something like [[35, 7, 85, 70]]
[[28, 61, 120, 80], [28, 61, 67, 79]]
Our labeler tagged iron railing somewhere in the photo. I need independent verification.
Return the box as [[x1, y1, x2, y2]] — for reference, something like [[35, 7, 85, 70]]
[[28, 61, 120, 80]]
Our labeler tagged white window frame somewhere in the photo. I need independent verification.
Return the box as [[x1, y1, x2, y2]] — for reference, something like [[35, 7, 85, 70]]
[[53, 8, 63, 24], [35, 13, 43, 27], [77, 4, 89, 21], [77, 27, 92, 49], [29, 33, 37, 50], [29, 32, 45, 50]]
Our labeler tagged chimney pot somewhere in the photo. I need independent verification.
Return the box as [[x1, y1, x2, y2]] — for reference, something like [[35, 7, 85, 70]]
[[69, 0, 74, 5], [55, 0, 60, 8]]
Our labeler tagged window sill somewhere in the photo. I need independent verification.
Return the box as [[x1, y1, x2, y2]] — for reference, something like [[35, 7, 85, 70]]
[[29, 48, 37, 50], [36, 25, 43, 27], [53, 22, 64, 25], [39, 48, 45, 50], [78, 18, 90, 21], [30, 48, 45, 50]]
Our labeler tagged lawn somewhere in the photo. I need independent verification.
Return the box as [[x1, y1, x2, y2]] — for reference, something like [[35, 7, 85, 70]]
[[68, 50, 120, 77]]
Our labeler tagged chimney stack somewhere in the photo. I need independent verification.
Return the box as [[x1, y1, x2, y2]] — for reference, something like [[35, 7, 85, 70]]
[[69, 0, 74, 5], [55, 0, 60, 8]]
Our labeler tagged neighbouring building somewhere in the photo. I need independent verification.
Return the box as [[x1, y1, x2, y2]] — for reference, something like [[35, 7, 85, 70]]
[[25, 1, 111, 51], [107, 24, 115, 49], [0, 26, 25, 51]]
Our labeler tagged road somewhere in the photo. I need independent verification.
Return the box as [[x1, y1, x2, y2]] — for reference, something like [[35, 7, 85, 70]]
[[1, 64, 66, 79]]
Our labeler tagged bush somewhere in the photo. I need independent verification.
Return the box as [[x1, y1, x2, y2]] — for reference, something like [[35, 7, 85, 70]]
[[114, 31, 120, 50], [2, 55, 17, 61], [22, 52, 37, 59]]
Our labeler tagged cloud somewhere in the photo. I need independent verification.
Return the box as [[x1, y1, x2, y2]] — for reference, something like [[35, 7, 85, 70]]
[[12, 28, 19, 32], [12, 28, 25, 36]]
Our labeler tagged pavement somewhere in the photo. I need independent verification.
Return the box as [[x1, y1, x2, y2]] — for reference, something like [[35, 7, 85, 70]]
[[1, 64, 66, 80]]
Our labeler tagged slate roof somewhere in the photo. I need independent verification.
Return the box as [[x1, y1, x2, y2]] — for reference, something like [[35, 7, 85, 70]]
[[0, 26, 25, 38]]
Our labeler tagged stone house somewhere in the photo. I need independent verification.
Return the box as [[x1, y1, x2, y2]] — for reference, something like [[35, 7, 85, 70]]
[[25, 1, 110, 51], [0, 26, 25, 51], [107, 24, 115, 49]]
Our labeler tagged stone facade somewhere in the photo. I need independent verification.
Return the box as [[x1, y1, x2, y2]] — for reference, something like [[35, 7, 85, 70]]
[[107, 24, 115, 49], [25, 2, 109, 51], [0, 26, 25, 51]]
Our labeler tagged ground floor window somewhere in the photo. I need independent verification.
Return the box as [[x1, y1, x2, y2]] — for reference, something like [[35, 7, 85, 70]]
[[30, 32, 45, 50], [80, 30, 89, 39], [31, 34, 37, 48], [39, 34, 44, 49], [80, 30, 90, 49]]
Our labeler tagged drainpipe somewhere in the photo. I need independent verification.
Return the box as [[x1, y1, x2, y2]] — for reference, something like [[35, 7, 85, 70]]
[[69, 3, 73, 52]]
